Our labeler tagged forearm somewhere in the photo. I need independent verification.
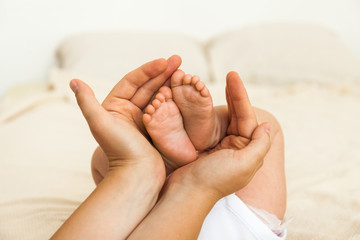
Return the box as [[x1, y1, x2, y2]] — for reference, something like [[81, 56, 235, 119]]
[[51, 167, 163, 240], [128, 175, 220, 240]]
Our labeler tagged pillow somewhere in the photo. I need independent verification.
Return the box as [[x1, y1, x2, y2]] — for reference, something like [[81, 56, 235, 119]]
[[207, 23, 360, 84], [54, 31, 211, 89]]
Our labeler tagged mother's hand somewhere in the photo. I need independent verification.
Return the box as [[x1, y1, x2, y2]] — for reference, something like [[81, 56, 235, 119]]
[[71, 55, 181, 175], [170, 71, 271, 198], [127, 72, 271, 240], [51, 56, 182, 240]]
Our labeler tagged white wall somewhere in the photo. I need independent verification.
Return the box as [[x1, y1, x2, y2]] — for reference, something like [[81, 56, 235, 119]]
[[1, 0, 360, 97]]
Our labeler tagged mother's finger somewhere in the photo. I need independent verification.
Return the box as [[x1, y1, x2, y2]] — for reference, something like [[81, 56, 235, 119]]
[[71, 79, 106, 122], [130, 55, 182, 109], [226, 71, 258, 138], [105, 58, 168, 102], [226, 77, 236, 134], [70, 79, 111, 139], [235, 122, 271, 172]]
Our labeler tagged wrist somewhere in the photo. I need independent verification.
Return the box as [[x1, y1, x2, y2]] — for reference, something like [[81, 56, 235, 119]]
[[106, 157, 166, 198], [127, 166, 221, 240], [165, 167, 222, 205]]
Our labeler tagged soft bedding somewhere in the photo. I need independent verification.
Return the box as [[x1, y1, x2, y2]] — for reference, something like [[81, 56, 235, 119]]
[[1, 81, 359, 239], [1, 23, 360, 240]]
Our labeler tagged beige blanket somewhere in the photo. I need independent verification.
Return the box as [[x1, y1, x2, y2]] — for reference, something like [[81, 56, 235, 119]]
[[0, 81, 359, 239]]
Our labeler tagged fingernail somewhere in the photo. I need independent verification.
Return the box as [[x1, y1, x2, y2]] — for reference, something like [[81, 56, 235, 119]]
[[70, 80, 78, 93], [265, 124, 271, 134]]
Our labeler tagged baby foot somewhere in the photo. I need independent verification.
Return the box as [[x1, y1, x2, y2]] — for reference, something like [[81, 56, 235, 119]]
[[171, 70, 219, 151], [143, 86, 197, 167]]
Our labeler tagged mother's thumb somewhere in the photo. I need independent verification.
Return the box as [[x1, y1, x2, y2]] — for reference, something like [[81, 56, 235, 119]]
[[70, 79, 106, 125], [240, 122, 271, 168]]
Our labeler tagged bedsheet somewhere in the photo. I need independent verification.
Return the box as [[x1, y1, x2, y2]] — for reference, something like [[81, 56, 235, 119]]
[[0, 81, 360, 239]]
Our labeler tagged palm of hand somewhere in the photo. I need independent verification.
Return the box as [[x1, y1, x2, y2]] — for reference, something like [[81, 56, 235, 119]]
[[102, 97, 144, 133], [191, 135, 254, 197], [97, 105, 155, 165]]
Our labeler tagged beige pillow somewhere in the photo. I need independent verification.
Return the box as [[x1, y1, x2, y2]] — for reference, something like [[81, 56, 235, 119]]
[[55, 31, 210, 87], [207, 23, 360, 84]]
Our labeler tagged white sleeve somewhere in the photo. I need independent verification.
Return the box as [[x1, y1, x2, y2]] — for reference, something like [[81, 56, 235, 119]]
[[198, 194, 287, 240]]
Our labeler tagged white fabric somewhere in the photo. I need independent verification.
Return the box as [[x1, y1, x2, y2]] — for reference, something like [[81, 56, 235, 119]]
[[55, 31, 211, 84], [198, 194, 286, 240], [207, 23, 360, 84], [52, 25, 360, 89], [247, 205, 291, 236]]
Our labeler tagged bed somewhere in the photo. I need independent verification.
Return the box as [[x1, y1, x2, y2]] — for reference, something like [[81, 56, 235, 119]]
[[1, 23, 359, 239]]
